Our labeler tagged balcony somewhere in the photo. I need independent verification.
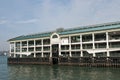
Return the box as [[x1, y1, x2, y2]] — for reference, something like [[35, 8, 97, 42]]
[[82, 34, 92, 42], [28, 41, 34, 46], [61, 45, 69, 50], [22, 41, 27, 47], [71, 51, 80, 57], [35, 40, 42, 46], [109, 42, 120, 48], [28, 47, 34, 52], [22, 48, 27, 52], [36, 53, 42, 57], [15, 42, 20, 47], [83, 44, 93, 49], [36, 47, 42, 51], [43, 39, 50, 45], [16, 48, 20, 52], [43, 53, 50, 57], [95, 43, 106, 49], [71, 44, 80, 50], [109, 31, 120, 40], [110, 51, 120, 57], [11, 49, 14, 52], [83, 51, 90, 57], [94, 33, 106, 41], [71, 35, 80, 43], [95, 52, 107, 57], [43, 46, 50, 51], [61, 52, 69, 57]]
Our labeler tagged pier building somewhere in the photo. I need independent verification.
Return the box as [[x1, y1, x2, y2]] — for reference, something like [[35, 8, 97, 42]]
[[8, 21, 120, 66]]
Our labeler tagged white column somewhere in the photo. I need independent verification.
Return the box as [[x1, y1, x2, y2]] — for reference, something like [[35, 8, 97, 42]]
[[59, 43, 61, 56], [34, 40, 35, 52], [50, 44, 52, 57], [92, 33, 95, 49], [34, 53, 36, 58], [10, 43, 11, 53], [9, 43, 11, 57], [20, 41, 22, 52], [20, 41, 22, 58], [69, 36, 71, 57], [14, 42, 16, 58], [107, 51, 110, 57], [80, 35, 83, 57], [92, 33, 95, 57], [106, 32, 109, 49], [93, 53, 95, 57], [27, 40, 28, 52], [41, 39, 43, 57], [81, 51, 83, 57], [106, 32, 110, 57]]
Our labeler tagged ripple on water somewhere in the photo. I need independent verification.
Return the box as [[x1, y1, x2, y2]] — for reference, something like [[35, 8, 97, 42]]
[[8, 65, 120, 80]]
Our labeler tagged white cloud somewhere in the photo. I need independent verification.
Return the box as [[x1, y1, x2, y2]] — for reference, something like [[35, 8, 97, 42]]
[[15, 19, 39, 24], [0, 20, 7, 24]]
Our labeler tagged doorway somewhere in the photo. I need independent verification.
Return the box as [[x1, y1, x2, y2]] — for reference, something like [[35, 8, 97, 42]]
[[52, 44, 59, 64]]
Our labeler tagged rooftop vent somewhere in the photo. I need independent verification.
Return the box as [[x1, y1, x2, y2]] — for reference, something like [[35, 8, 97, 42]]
[[56, 28, 64, 32]]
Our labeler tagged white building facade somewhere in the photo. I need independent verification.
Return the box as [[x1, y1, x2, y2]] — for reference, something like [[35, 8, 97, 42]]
[[8, 22, 120, 58]]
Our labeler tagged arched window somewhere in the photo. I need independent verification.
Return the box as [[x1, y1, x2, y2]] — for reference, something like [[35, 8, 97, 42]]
[[52, 35, 58, 38]]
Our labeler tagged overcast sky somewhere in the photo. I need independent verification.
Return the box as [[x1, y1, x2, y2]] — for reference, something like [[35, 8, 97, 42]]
[[0, 0, 120, 51]]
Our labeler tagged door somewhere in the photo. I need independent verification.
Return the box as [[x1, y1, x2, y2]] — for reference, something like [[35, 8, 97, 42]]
[[52, 44, 59, 64]]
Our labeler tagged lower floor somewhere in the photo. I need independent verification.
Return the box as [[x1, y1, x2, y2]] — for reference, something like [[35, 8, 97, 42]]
[[8, 57, 120, 67], [10, 50, 120, 58]]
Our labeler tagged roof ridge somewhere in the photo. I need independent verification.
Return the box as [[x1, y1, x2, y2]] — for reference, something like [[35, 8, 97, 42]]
[[62, 21, 120, 32]]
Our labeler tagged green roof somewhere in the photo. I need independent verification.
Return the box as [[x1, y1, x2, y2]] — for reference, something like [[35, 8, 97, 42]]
[[8, 21, 120, 41]]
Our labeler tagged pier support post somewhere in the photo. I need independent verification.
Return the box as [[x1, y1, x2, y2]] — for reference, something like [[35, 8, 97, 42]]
[[14, 54, 16, 58], [34, 53, 36, 58]]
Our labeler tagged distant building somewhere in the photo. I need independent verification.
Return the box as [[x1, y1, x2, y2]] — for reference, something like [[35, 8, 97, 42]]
[[8, 21, 120, 61]]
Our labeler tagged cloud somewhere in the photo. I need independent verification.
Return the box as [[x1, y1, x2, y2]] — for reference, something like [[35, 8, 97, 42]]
[[0, 20, 7, 24], [15, 19, 39, 24], [34, 0, 120, 29]]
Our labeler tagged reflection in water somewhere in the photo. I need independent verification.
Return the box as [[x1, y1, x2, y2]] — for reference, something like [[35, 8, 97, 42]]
[[8, 64, 120, 80], [0, 56, 8, 80]]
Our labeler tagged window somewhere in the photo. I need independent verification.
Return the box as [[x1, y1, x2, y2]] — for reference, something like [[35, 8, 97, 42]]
[[52, 35, 58, 38], [71, 35, 80, 43]]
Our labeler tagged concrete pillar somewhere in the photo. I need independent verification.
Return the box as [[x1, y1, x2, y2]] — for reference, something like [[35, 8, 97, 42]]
[[34, 40, 35, 52], [107, 51, 110, 57], [81, 51, 83, 57], [14, 54, 16, 58], [41, 39, 43, 57], [50, 45, 52, 57], [34, 53, 36, 58], [92, 33, 95, 49], [106, 32, 110, 57], [93, 52, 95, 57], [14, 42, 16, 58], [69, 36, 71, 57], [59, 43, 61, 56], [20, 41, 22, 58], [106, 32, 109, 49], [9, 53, 11, 57], [20, 54, 22, 58], [80, 35, 83, 57], [92, 33, 95, 57], [27, 40, 28, 52], [9, 43, 11, 57], [80, 35, 82, 49]]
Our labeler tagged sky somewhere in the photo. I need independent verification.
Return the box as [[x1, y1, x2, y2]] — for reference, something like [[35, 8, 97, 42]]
[[0, 0, 120, 51]]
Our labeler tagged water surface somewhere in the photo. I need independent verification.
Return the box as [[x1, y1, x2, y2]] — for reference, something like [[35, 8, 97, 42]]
[[8, 64, 120, 80], [0, 56, 120, 80]]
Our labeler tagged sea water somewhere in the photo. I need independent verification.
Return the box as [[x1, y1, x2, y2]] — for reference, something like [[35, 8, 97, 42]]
[[0, 56, 120, 80]]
